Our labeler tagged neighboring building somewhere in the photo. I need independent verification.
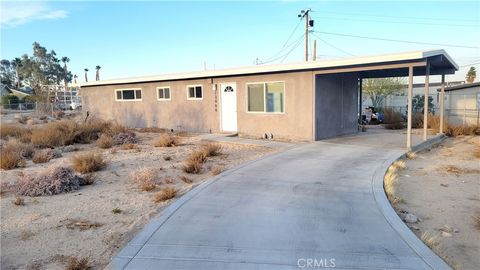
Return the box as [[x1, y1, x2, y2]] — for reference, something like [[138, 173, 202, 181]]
[[80, 50, 458, 141], [440, 82, 480, 126]]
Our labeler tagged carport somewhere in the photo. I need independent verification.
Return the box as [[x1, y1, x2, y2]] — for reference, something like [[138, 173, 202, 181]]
[[312, 50, 458, 149]]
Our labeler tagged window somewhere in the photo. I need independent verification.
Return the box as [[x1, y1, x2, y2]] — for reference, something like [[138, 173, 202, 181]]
[[115, 89, 142, 101], [247, 82, 284, 113], [157, 87, 171, 100], [187, 85, 203, 99]]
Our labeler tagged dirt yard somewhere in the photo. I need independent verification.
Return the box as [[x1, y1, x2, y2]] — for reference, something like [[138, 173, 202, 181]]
[[0, 116, 275, 269], [394, 136, 480, 269]]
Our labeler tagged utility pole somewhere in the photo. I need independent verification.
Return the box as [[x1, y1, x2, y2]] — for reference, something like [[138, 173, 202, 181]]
[[298, 9, 313, 62], [313, 40, 317, 61]]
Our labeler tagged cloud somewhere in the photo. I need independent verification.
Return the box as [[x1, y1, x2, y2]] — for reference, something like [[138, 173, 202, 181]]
[[1, 2, 68, 27]]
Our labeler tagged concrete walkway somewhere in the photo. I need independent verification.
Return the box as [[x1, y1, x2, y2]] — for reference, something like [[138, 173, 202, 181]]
[[112, 131, 450, 270]]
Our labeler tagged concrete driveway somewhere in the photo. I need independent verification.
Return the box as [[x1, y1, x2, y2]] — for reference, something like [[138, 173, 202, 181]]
[[112, 131, 449, 269]]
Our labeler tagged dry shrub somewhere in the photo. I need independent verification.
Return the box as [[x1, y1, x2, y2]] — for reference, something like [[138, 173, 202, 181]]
[[13, 196, 24, 206], [446, 125, 479, 137], [66, 257, 90, 270], [120, 143, 137, 150], [112, 208, 122, 214], [96, 134, 113, 149], [71, 153, 106, 173], [411, 112, 424, 128], [201, 142, 222, 157], [137, 127, 168, 133], [180, 175, 193, 184], [182, 149, 207, 174], [112, 131, 137, 145], [406, 151, 417, 159], [0, 147, 25, 170], [63, 219, 102, 231], [384, 165, 402, 205], [30, 120, 77, 147], [0, 124, 32, 142], [154, 187, 177, 202], [421, 231, 440, 249], [383, 108, 403, 124], [18, 116, 29, 124], [3, 139, 35, 159], [211, 165, 223, 175], [153, 133, 179, 147], [473, 216, 480, 231], [32, 149, 62, 164], [130, 167, 158, 191], [474, 148, 480, 159], [444, 165, 480, 175], [383, 122, 405, 130], [52, 111, 65, 119], [15, 166, 83, 196], [163, 155, 172, 161], [79, 174, 96, 186]]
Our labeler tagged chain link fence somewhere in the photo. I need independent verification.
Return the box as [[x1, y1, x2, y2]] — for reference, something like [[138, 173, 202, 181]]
[[1, 101, 82, 117]]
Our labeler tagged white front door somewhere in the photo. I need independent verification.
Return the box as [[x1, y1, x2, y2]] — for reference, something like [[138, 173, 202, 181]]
[[220, 83, 237, 132]]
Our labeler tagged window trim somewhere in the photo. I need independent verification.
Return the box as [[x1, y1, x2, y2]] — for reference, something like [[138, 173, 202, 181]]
[[115, 88, 143, 102], [186, 84, 204, 100], [245, 81, 285, 114], [156, 86, 171, 101]]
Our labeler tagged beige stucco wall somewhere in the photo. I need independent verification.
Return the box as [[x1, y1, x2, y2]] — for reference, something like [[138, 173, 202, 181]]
[[81, 71, 314, 141]]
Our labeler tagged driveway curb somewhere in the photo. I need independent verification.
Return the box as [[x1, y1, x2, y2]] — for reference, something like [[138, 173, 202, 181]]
[[106, 144, 299, 269], [371, 134, 451, 270]]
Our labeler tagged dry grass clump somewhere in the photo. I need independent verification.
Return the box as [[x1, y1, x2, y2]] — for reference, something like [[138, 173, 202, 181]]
[[112, 131, 137, 145], [130, 167, 159, 191], [182, 149, 207, 174], [13, 196, 24, 206], [63, 219, 102, 231], [65, 256, 90, 270], [0, 124, 32, 142], [446, 125, 479, 137], [30, 120, 77, 147], [2, 139, 35, 159], [154, 187, 177, 202], [421, 231, 440, 249], [384, 164, 403, 205], [474, 148, 480, 159], [96, 134, 113, 149], [0, 147, 25, 170], [120, 143, 138, 150], [201, 142, 222, 157], [32, 149, 62, 164], [411, 112, 424, 128], [473, 215, 480, 231], [444, 165, 480, 175], [382, 108, 404, 130], [153, 133, 179, 147], [211, 165, 223, 175], [406, 151, 417, 159], [71, 153, 106, 173], [137, 127, 168, 133], [15, 166, 83, 196], [180, 175, 193, 184]]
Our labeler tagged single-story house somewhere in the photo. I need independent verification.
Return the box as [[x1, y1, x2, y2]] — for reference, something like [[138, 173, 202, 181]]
[[80, 50, 458, 142], [438, 82, 480, 126]]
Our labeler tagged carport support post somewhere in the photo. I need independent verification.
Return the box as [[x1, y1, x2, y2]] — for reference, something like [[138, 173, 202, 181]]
[[407, 66, 414, 150], [439, 74, 445, 133], [358, 78, 363, 124], [423, 62, 430, 141]]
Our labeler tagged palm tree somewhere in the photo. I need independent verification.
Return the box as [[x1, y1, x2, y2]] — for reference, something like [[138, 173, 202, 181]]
[[74, 74, 78, 84], [61, 56, 70, 90], [95, 65, 101, 81], [11, 57, 22, 88], [84, 68, 89, 82]]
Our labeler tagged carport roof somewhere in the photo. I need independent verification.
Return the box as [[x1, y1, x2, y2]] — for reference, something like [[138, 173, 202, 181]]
[[81, 49, 458, 87]]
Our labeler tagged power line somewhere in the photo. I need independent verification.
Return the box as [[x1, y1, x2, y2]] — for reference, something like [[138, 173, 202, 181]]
[[261, 35, 304, 64], [281, 19, 303, 49], [314, 31, 480, 49], [262, 33, 305, 63], [312, 33, 355, 56], [310, 10, 479, 23], [459, 61, 480, 68], [311, 16, 477, 27]]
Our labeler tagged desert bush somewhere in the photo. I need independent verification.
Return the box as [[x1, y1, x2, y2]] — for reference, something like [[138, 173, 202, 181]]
[[154, 187, 177, 202], [130, 167, 158, 191], [421, 231, 440, 249], [112, 208, 122, 214], [112, 131, 137, 145], [4, 139, 35, 159], [66, 257, 90, 270], [180, 175, 193, 184], [383, 122, 405, 130], [30, 120, 77, 147], [96, 134, 113, 149], [120, 143, 138, 150], [32, 149, 62, 164], [182, 149, 208, 174], [153, 133, 179, 147], [79, 174, 95, 186], [384, 164, 402, 205], [163, 155, 172, 161], [18, 116, 29, 124], [411, 112, 424, 128], [71, 153, 106, 173], [0, 124, 32, 142], [446, 125, 479, 137], [201, 142, 222, 157], [0, 147, 25, 170], [137, 127, 168, 133], [383, 107, 403, 124], [52, 111, 65, 119], [15, 166, 83, 196], [13, 196, 24, 206], [211, 165, 223, 175]]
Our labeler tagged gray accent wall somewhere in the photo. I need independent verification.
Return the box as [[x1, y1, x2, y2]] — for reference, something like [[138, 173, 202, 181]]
[[315, 73, 359, 140]]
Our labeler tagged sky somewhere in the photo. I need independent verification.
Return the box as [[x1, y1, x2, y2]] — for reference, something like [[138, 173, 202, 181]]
[[1, 1, 479, 83]]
